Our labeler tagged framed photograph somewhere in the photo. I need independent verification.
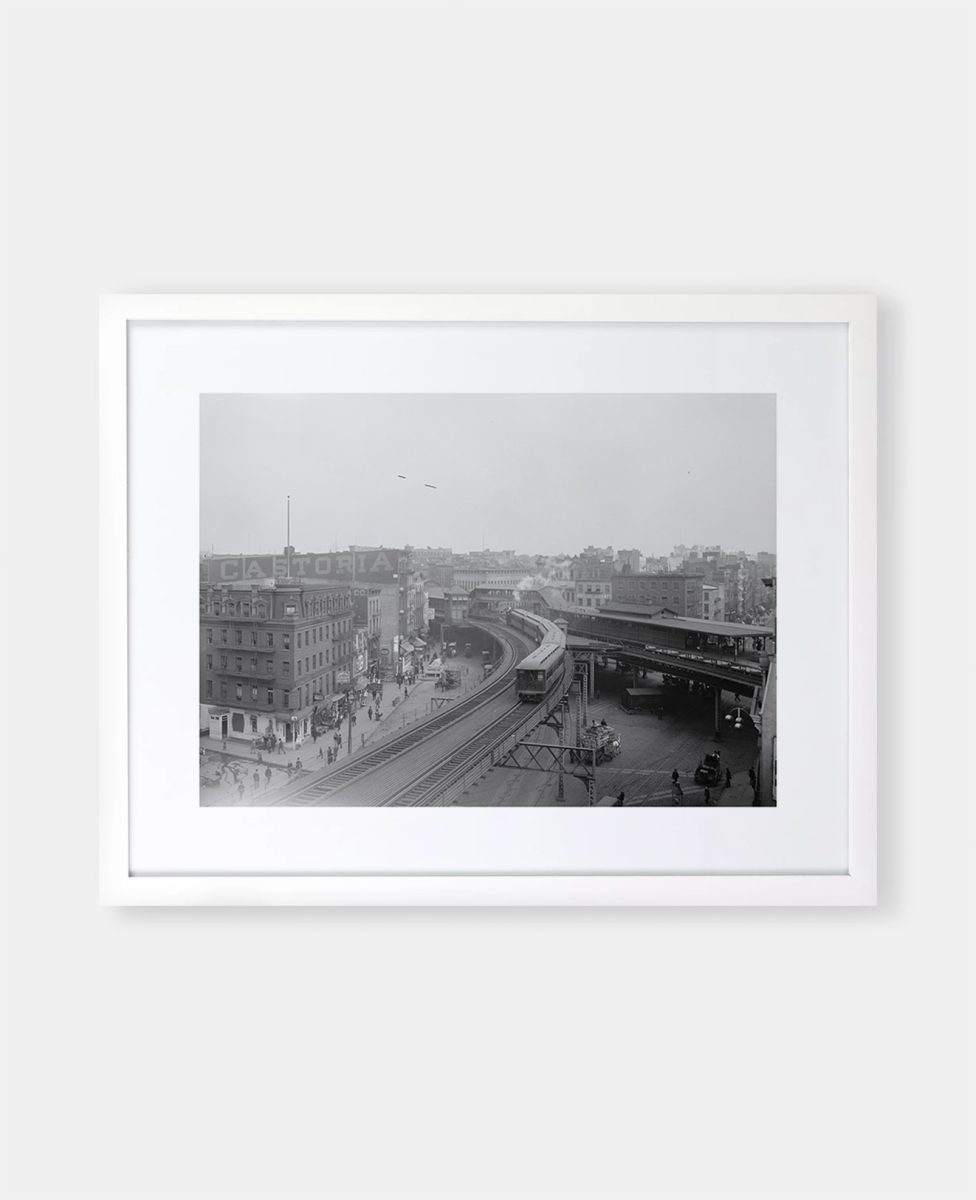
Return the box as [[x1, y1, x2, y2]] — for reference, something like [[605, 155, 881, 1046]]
[[100, 294, 876, 905]]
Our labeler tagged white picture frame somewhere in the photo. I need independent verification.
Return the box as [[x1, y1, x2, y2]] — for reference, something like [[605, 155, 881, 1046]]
[[100, 294, 876, 905]]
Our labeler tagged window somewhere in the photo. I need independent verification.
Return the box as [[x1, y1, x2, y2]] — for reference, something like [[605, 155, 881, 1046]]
[[283, 689, 290, 707], [235, 629, 242, 645], [236, 684, 242, 700], [267, 633, 274, 647], [235, 656, 243, 671], [220, 655, 227, 669], [305, 630, 309, 646], [283, 633, 291, 649], [283, 660, 290, 674], [251, 631, 258, 646], [250, 656, 257, 670], [220, 682, 228, 699], [207, 629, 213, 644], [285, 604, 296, 615], [305, 657, 309, 672], [221, 629, 228, 643], [250, 715, 258, 732], [267, 689, 274, 705], [206, 680, 213, 697], [206, 654, 212, 669]]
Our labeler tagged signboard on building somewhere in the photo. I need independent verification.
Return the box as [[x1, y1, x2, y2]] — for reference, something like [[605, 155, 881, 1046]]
[[201, 549, 405, 584], [336, 670, 351, 686]]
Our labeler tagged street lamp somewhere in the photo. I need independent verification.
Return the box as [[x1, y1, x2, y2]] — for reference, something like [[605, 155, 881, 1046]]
[[724, 706, 750, 731]]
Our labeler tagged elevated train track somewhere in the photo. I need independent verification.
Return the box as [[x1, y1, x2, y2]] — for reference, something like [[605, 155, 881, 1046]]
[[276, 616, 571, 806]]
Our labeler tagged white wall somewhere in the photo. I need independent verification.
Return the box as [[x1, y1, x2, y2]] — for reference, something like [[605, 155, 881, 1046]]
[[4, 2, 971, 1198]]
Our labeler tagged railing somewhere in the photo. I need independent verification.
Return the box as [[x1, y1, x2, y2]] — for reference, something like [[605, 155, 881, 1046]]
[[423, 654, 575, 807]]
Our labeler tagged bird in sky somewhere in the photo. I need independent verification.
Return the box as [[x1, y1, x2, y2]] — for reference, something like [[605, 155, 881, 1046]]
[[424, 483, 437, 489], [397, 474, 407, 479]]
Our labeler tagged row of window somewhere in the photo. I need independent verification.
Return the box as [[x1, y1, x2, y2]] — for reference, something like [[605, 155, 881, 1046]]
[[204, 619, 351, 649], [205, 650, 348, 675], [203, 594, 351, 619], [205, 678, 332, 708]]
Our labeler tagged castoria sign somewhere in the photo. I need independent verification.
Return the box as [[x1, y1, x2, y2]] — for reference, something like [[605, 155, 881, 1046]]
[[201, 550, 405, 584]]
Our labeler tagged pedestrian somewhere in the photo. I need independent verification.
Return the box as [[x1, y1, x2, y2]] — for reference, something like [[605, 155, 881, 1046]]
[[368, 707, 373, 721], [252, 769, 260, 792], [237, 780, 245, 801], [327, 748, 333, 765], [361, 733, 365, 747], [670, 780, 683, 806], [703, 787, 713, 806], [671, 769, 680, 784], [318, 746, 324, 759], [296, 757, 302, 771], [614, 792, 625, 807], [725, 768, 732, 787], [286, 762, 293, 777], [264, 766, 272, 788], [222, 738, 228, 752], [748, 767, 757, 790]]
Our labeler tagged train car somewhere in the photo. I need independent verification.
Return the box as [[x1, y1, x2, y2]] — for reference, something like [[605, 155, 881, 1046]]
[[508, 608, 567, 701]]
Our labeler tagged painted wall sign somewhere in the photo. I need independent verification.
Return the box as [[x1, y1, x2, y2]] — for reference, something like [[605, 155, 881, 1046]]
[[201, 550, 404, 584]]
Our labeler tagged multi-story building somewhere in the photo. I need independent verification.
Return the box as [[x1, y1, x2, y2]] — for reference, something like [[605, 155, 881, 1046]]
[[200, 578, 354, 746], [574, 578, 613, 608], [614, 548, 642, 574], [452, 567, 528, 590], [352, 586, 382, 681], [611, 573, 725, 619], [425, 585, 470, 630], [571, 555, 614, 582]]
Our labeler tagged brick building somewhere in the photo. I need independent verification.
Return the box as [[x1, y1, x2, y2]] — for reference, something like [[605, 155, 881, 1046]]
[[200, 578, 354, 746], [611, 573, 725, 620]]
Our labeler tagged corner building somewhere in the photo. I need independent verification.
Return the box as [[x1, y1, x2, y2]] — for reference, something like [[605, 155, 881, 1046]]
[[200, 578, 353, 746]]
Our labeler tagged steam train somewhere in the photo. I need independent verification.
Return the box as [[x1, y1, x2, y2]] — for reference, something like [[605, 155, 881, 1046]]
[[507, 608, 567, 701]]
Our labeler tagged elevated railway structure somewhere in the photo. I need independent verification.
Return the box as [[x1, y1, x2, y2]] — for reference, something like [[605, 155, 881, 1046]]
[[563, 606, 774, 739], [274, 616, 573, 807]]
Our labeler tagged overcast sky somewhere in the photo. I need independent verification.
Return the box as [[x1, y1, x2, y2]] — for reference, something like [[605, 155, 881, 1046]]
[[200, 394, 775, 557]]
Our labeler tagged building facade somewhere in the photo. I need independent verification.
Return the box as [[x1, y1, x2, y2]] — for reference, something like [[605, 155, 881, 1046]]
[[200, 578, 353, 746], [574, 578, 613, 608], [611, 573, 725, 619]]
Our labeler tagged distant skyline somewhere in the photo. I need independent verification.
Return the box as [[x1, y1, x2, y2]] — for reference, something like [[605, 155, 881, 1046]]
[[201, 394, 775, 558]]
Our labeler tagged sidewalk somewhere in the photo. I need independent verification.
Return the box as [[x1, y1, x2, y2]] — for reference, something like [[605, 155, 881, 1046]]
[[200, 654, 490, 803]]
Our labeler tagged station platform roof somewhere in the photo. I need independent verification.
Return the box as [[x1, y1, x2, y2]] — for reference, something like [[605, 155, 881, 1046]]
[[571, 608, 773, 639], [566, 636, 623, 652]]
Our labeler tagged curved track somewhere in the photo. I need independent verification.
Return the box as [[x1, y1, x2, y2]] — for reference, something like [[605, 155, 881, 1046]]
[[274, 620, 542, 806]]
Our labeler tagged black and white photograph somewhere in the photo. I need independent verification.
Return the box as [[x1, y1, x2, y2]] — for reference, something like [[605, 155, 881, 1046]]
[[199, 393, 776, 808]]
